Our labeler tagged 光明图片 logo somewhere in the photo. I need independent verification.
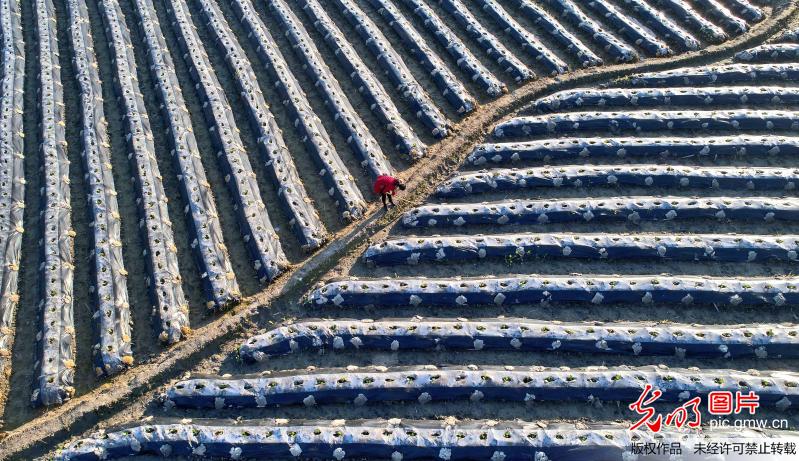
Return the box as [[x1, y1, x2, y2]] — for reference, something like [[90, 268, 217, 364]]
[[628, 384, 761, 432]]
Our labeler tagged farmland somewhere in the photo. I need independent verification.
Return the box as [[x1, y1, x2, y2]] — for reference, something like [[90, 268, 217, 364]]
[[0, 0, 796, 458]]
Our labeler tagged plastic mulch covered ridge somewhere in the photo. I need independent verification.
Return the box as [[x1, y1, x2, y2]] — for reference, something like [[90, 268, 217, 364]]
[[402, 196, 799, 228], [307, 275, 799, 308], [735, 44, 799, 63], [438, 0, 534, 81], [401, 0, 506, 95], [780, 27, 799, 43], [67, 0, 132, 376], [57, 420, 799, 460], [268, 0, 396, 180], [467, 135, 799, 164], [652, 0, 727, 43], [543, 0, 638, 62], [583, 0, 671, 57], [225, 0, 366, 225], [0, 0, 25, 381], [363, 233, 799, 265], [239, 318, 799, 361], [99, 0, 189, 344], [165, 365, 799, 409], [368, 0, 477, 111], [299, 0, 425, 159], [697, 0, 760, 32], [692, 0, 749, 34], [532, 86, 799, 112], [513, 0, 602, 67], [332, 0, 449, 137], [195, 0, 330, 248], [476, 0, 568, 75], [619, 0, 699, 51], [494, 110, 799, 138], [160, 0, 289, 282], [134, 0, 240, 309], [436, 166, 799, 196], [32, 0, 76, 407], [630, 63, 799, 86]]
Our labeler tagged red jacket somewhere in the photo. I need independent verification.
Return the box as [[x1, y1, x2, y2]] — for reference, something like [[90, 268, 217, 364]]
[[373, 175, 398, 195]]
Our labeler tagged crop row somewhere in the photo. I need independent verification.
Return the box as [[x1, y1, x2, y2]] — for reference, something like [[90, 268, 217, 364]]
[[630, 63, 799, 86], [513, 0, 602, 68], [621, 0, 699, 52], [240, 318, 799, 361], [403, 196, 797, 228], [223, 0, 366, 223], [494, 110, 799, 138], [438, 0, 533, 82], [368, 0, 476, 113], [32, 0, 75, 407], [135, 0, 240, 308], [217, 0, 362, 230], [653, 0, 727, 43], [58, 421, 781, 461], [468, 135, 799, 165], [543, 0, 638, 63], [363, 233, 799, 266], [170, 0, 330, 252], [436, 165, 799, 196], [476, 0, 568, 75], [99, 0, 189, 344], [400, 0, 505, 97], [584, 0, 672, 57], [166, 366, 797, 409], [269, 0, 395, 182], [308, 275, 799, 308], [533, 86, 799, 112], [333, 0, 448, 137], [162, 0, 288, 282], [781, 27, 799, 42], [298, 0, 425, 159], [716, 0, 764, 23], [0, 0, 25, 381], [735, 44, 799, 63], [67, 0, 132, 377], [692, 0, 749, 34]]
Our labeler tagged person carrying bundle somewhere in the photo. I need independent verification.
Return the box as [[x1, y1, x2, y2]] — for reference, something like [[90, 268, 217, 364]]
[[373, 174, 405, 210]]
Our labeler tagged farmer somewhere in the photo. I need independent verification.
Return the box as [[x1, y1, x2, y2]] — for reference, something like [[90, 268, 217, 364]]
[[373, 174, 405, 210]]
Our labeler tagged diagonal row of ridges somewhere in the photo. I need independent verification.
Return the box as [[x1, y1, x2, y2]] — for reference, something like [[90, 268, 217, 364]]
[[98, 0, 189, 345], [132, 0, 240, 310], [267, 0, 396, 181], [367, 0, 478, 112], [161, 0, 289, 282], [298, 0, 426, 158], [333, 0, 449, 137], [222, 0, 366, 227]]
